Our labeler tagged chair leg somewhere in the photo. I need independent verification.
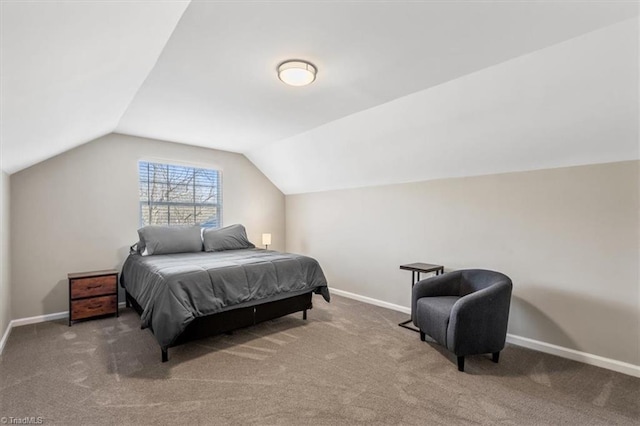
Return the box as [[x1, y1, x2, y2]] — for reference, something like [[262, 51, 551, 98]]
[[457, 356, 465, 372], [492, 352, 500, 363], [420, 331, 425, 341]]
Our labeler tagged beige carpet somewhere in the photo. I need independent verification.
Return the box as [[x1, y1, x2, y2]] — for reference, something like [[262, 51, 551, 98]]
[[0, 295, 638, 425]]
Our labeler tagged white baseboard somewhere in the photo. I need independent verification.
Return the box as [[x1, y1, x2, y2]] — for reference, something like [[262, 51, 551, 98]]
[[11, 311, 69, 327], [330, 287, 640, 378], [0, 321, 11, 356], [505, 334, 640, 378], [331, 288, 411, 315], [0, 302, 128, 356]]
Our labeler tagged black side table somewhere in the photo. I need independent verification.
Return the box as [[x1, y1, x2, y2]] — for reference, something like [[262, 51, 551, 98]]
[[398, 263, 444, 332]]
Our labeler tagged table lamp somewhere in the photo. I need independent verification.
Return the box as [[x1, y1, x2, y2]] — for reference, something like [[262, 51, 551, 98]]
[[262, 233, 272, 250]]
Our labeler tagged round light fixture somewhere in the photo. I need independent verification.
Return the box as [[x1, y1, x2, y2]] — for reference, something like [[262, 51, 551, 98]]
[[277, 60, 317, 87]]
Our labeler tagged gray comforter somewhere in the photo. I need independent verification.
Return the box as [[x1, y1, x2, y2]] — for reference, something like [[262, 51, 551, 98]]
[[120, 249, 330, 347]]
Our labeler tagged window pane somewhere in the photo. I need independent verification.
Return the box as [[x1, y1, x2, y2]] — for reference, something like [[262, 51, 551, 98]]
[[168, 205, 194, 225], [168, 165, 192, 183], [148, 182, 169, 203], [149, 163, 168, 183], [194, 185, 217, 204], [196, 205, 219, 228], [138, 161, 222, 228], [140, 203, 150, 226], [149, 205, 169, 225], [194, 169, 218, 186], [139, 185, 148, 202], [169, 183, 195, 203]]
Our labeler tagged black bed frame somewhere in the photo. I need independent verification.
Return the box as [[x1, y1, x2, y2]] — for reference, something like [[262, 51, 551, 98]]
[[125, 290, 313, 362]]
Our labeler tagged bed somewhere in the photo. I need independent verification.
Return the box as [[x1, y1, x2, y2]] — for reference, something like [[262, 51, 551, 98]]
[[120, 228, 330, 362]]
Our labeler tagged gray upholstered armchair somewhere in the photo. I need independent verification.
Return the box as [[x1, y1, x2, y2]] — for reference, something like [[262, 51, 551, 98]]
[[412, 269, 512, 372]]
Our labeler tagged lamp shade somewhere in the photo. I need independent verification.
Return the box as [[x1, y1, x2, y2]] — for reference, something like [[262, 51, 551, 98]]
[[262, 233, 272, 246]]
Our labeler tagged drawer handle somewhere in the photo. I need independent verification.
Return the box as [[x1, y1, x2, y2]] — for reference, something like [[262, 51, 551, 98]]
[[87, 284, 102, 289], [87, 303, 103, 309]]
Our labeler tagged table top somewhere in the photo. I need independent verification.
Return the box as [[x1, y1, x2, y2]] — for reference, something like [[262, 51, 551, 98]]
[[399, 263, 444, 273], [68, 269, 119, 279]]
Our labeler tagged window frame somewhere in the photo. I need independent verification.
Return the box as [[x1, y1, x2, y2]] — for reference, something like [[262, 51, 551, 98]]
[[137, 160, 223, 228]]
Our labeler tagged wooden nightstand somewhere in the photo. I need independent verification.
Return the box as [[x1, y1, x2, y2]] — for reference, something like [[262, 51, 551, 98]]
[[68, 269, 119, 326]]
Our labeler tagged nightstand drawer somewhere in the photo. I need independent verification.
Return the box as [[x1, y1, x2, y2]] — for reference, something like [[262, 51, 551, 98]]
[[71, 295, 117, 320], [70, 275, 117, 299]]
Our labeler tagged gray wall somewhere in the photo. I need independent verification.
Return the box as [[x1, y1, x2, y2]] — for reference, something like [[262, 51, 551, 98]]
[[10, 133, 285, 319], [286, 161, 639, 365], [0, 171, 11, 338]]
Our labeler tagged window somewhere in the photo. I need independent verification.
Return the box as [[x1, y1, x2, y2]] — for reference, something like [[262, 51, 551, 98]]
[[138, 161, 222, 228]]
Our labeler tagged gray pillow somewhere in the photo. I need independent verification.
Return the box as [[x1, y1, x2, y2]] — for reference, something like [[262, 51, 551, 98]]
[[203, 224, 255, 252], [137, 225, 203, 255]]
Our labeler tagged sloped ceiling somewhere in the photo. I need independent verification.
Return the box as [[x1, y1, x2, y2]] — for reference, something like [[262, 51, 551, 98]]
[[117, 0, 638, 154], [1, 1, 638, 193], [248, 17, 639, 194], [0, 0, 190, 173]]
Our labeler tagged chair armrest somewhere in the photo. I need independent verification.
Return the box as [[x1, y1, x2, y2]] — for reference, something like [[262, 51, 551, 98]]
[[411, 271, 462, 320], [447, 280, 512, 355]]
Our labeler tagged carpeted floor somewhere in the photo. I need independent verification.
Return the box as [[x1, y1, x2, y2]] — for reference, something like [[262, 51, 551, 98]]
[[0, 295, 638, 425]]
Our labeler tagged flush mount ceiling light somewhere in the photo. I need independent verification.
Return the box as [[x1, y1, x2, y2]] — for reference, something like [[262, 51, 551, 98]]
[[277, 60, 317, 87]]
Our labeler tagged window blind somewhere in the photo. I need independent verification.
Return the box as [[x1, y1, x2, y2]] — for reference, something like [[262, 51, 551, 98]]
[[138, 161, 222, 228]]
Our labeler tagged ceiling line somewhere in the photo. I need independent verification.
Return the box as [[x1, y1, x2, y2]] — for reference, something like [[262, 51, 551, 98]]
[[113, 0, 193, 132]]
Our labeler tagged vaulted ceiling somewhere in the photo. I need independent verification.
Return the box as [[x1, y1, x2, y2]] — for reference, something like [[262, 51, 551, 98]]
[[1, 0, 190, 173], [1, 1, 638, 193]]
